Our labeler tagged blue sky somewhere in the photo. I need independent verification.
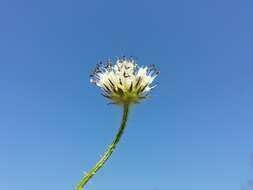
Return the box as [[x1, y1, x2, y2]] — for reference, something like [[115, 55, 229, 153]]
[[0, 0, 253, 190]]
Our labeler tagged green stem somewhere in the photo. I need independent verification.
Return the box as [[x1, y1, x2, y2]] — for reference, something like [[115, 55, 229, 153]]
[[76, 104, 130, 190]]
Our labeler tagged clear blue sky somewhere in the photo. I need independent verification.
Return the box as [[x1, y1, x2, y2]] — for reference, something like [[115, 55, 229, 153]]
[[1, 0, 253, 190]]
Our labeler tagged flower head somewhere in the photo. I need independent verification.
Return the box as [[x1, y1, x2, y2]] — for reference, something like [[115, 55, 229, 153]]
[[90, 57, 159, 105]]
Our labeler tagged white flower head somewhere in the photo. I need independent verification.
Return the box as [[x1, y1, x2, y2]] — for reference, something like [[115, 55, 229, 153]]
[[90, 57, 159, 105]]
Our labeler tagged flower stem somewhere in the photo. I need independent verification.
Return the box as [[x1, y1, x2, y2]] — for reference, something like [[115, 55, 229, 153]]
[[76, 104, 130, 190]]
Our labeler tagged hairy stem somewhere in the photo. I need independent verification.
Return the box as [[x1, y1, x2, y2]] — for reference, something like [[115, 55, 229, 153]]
[[76, 104, 130, 190]]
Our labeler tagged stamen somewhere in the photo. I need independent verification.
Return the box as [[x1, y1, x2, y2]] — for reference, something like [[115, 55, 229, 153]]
[[137, 83, 148, 93], [103, 84, 112, 93], [129, 82, 133, 92], [123, 72, 130, 78], [135, 77, 142, 88], [116, 87, 124, 96], [108, 79, 115, 87], [119, 78, 123, 85]]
